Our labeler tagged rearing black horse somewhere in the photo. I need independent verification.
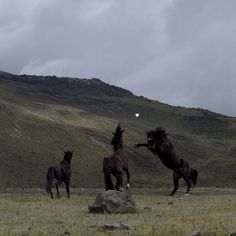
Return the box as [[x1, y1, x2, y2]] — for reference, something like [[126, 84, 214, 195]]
[[135, 127, 198, 195], [103, 124, 130, 191]]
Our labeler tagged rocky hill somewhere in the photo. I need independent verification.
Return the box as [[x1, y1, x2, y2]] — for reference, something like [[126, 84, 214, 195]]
[[0, 71, 236, 188]]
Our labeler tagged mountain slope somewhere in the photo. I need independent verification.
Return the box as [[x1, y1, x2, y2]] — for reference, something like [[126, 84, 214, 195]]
[[0, 71, 236, 188]]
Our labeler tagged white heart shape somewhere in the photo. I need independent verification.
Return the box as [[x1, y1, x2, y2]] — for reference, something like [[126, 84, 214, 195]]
[[135, 113, 140, 118]]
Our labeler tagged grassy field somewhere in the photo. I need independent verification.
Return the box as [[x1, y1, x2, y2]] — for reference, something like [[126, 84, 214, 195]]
[[0, 188, 236, 236]]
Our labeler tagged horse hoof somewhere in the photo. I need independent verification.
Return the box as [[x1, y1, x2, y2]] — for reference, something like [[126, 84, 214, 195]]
[[126, 184, 130, 190], [185, 193, 190, 196], [120, 187, 124, 192]]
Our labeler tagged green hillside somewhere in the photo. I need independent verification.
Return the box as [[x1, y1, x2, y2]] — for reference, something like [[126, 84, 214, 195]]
[[0, 71, 236, 188]]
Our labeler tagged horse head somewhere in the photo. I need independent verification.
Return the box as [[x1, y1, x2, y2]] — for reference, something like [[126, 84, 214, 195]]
[[111, 124, 124, 150], [146, 127, 167, 148], [64, 150, 73, 162], [155, 127, 167, 141]]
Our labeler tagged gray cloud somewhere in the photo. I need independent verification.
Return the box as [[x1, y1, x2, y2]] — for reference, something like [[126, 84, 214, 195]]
[[0, 0, 236, 116]]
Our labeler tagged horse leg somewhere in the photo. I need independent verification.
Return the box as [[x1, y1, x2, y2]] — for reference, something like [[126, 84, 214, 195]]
[[178, 159, 192, 195], [55, 180, 63, 198], [50, 190, 53, 199], [115, 161, 124, 191], [104, 170, 115, 190], [125, 168, 130, 189], [106, 172, 115, 190], [120, 174, 124, 192], [115, 173, 124, 191], [65, 179, 70, 199], [169, 171, 181, 196], [103, 158, 115, 190], [183, 176, 192, 195], [115, 174, 120, 191], [180, 160, 192, 195], [48, 186, 53, 199], [46, 167, 54, 199]]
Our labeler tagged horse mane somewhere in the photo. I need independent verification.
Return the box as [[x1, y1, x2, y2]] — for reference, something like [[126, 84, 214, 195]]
[[155, 127, 167, 138]]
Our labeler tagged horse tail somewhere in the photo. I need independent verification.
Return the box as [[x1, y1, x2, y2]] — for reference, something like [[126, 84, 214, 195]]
[[190, 168, 198, 187], [103, 158, 114, 190], [46, 167, 54, 194]]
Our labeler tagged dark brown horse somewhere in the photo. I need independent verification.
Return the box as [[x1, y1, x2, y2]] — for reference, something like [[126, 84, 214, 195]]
[[103, 125, 130, 191], [135, 127, 198, 196], [46, 150, 73, 199]]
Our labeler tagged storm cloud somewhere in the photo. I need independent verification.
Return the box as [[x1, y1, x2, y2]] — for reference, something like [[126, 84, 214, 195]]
[[0, 0, 236, 116]]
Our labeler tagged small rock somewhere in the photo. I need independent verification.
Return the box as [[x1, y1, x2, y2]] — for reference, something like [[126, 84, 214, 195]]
[[60, 231, 71, 236], [144, 206, 152, 211], [188, 230, 201, 236], [97, 223, 129, 232]]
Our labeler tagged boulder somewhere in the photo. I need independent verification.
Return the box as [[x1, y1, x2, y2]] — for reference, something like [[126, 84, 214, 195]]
[[88, 190, 137, 214]]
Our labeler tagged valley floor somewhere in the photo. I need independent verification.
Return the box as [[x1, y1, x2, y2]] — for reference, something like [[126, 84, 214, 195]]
[[0, 188, 235, 236]]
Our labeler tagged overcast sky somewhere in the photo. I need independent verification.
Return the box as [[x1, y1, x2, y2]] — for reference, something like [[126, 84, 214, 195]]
[[0, 0, 236, 116]]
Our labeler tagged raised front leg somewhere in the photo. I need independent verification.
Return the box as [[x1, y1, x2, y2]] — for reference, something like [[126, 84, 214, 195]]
[[134, 143, 156, 154], [134, 143, 148, 148], [169, 171, 181, 196]]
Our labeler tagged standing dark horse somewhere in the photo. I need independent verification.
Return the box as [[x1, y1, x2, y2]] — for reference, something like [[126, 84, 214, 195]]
[[46, 150, 73, 199], [135, 127, 198, 196], [103, 125, 130, 191]]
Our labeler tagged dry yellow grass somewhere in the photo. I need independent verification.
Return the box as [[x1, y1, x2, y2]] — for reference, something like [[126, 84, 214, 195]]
[[0, 188, 236, 236]]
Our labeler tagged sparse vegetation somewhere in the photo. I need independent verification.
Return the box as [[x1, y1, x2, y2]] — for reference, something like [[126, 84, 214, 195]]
[[0, 188, 236, 236]]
